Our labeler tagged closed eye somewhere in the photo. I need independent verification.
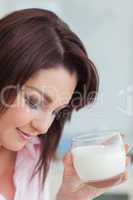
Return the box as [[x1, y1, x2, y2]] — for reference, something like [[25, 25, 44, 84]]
[[24, 95, 41, 109], [24, 90, 71, 118]]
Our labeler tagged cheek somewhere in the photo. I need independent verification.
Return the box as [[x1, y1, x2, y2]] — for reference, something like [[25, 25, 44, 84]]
[[1, 105, 33, 127], [14, 105, 34, 127]]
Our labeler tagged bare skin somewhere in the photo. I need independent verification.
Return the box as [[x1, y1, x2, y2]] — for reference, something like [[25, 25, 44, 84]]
[[0, 67, 130, 200], [0, 67, 77, 200], [0, 148, 16, 200], [56, 145, 130, 200]]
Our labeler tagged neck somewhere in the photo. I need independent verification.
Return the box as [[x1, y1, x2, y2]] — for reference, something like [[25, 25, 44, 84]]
[[0, 146, 17, 177]]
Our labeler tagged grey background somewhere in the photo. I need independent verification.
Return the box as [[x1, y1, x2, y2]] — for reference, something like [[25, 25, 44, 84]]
[[0, 1, 133, 199], [0, 0, 133, 142]]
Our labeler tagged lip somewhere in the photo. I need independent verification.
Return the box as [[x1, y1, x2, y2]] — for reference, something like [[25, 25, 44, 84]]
[[16, 128, 33, 141]]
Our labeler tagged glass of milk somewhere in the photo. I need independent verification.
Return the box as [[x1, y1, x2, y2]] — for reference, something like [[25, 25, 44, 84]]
[[71, 131, 126, 184]]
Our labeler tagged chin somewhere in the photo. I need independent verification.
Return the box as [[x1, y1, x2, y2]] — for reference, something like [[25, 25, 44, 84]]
[[4, 142, 26, 152]]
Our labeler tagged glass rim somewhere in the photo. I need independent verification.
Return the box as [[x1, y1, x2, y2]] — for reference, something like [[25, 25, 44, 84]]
[[72, 130, 122, 142]]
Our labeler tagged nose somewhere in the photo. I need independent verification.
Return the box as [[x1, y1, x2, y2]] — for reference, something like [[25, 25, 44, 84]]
[[31, 112, 54, 135]]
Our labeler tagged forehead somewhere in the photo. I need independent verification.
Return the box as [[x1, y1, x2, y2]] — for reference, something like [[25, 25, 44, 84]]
[[24, 67, 77, 105]]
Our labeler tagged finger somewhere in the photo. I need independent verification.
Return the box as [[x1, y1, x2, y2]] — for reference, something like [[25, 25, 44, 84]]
[[115, 171, 128, 185], [125, 144, 129, 154], [78, 183, 112, 200], [87, 172, 128, 199], [75, 171, 128, 200], [63, 152, 74, 175], [120, 133, 129, 153], [126, 156, 131, 166], [63, 152, 79, 180], [85, 171, 128, 189], [63, 152, 73, 165]]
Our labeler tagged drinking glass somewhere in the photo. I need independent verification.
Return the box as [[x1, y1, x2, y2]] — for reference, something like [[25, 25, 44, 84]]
[[71, 131, 126, 184]]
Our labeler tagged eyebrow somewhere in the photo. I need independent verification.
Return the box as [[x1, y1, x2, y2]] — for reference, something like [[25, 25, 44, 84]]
[[25, 85, 69, 111], [25, 85, 53, 103]]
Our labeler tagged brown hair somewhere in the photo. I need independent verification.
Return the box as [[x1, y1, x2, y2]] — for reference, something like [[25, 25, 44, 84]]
[[0, 8, 99, 189]]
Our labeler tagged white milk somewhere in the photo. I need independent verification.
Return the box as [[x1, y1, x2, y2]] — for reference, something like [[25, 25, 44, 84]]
[[72, 144, 126, 182]]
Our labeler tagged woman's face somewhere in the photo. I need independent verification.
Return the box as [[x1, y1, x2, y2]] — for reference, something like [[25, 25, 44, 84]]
[[0, 67, 77, 151]]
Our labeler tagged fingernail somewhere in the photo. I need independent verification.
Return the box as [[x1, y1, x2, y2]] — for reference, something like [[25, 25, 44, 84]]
[[63, 152, 72, 162], [121, 172, 128, 182]]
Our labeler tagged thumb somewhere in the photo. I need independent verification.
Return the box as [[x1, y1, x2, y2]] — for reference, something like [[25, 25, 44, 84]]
[[63, 152, 77, 178], [62, 152, 84, 189]]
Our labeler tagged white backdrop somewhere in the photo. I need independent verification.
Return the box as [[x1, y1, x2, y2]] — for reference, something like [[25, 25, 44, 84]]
[[0, 0, 133, 143], [0, 1, 133, 199]]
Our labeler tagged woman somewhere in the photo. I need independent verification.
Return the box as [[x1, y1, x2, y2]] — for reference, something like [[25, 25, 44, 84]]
[[0, 8, 128, 200]]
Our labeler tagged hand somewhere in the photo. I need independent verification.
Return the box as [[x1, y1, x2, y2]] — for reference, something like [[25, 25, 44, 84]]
[[56, 144, 130, 200]]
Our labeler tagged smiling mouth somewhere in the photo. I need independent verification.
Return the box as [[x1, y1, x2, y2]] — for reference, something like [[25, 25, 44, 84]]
[[16, 128, 33, 141]]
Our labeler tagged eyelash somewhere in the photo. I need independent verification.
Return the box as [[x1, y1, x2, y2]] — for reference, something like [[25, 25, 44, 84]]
[[24, 95, 41, 110], [24, 95, 62, 117]]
